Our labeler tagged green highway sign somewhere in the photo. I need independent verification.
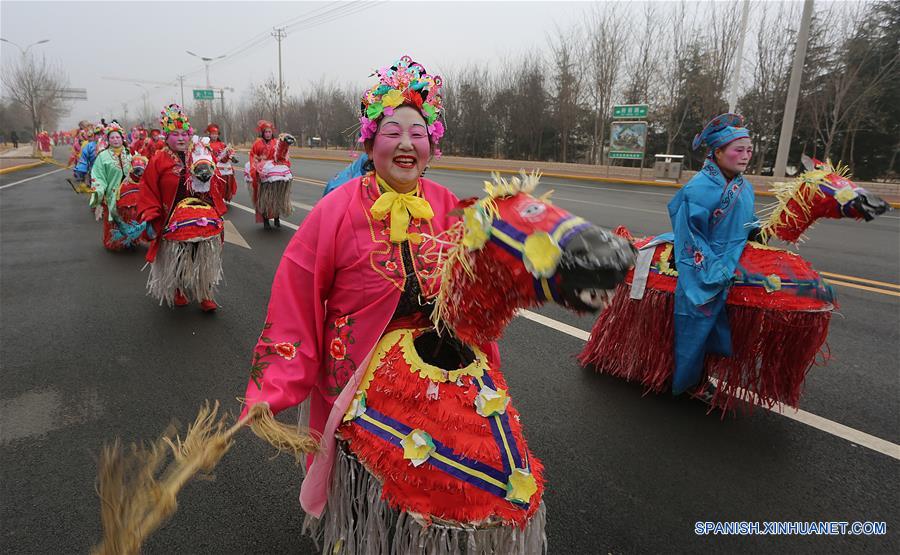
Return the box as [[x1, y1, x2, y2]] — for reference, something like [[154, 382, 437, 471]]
[[608, 152, 644, 160], [613, 104, 648, 119], [193, 89, 215, 100]]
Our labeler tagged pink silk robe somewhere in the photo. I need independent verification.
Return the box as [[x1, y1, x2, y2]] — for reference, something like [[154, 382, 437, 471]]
[[241, 173, 486, 516]]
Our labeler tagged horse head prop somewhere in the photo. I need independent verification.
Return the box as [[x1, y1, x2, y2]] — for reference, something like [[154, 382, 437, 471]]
[[187, 137, 216, 193], [432, 171, 636, 344], [760, 155, 890, 243], [129, 155, 148, 181]]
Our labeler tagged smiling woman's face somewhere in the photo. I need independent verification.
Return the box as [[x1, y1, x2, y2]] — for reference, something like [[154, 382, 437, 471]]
[[367, 106, 431, 193]]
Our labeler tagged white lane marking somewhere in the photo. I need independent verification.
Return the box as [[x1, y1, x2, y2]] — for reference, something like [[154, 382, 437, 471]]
[[291, 200, 315, 211], [519, 309, 590, 341], [520, 307, 900, 461], [0, 167, 65, 190], [553, 195, 667, 215], [228, 201, 303, 230], [778, 406, 900, 460], [223, 219, 251, 249], [543, 180, 674, 196], [709, 377, 900, 461], [235, 197, 900, 462], [427, 168, 675, 197], [294, 176, 326, 186]]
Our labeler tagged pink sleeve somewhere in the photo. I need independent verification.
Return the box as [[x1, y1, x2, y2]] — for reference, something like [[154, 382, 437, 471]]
[[242, 204, 336, 417]]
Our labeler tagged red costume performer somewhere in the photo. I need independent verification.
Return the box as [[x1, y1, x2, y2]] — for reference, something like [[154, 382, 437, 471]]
[[138, 105, 227, 311], [129, 128, 146, 155], [141, 129, 164, 159], [205, 124, 237, 202], [248, 119, 288, 225]]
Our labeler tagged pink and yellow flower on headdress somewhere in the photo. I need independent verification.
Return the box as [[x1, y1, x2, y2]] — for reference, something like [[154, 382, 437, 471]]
[[104, 122, 126, 137], [358, 55, 444, 145], [159, 103, 192, 135]]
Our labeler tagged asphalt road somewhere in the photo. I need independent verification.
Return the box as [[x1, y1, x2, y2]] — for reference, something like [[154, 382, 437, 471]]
[[1, 149, 897, 554]]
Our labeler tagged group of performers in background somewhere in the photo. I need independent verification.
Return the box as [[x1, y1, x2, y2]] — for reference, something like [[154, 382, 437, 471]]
[[64, 107, 296, 313]]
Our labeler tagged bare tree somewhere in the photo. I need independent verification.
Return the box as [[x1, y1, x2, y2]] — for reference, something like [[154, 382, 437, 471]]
[[742, 1, 797, 173], [658, 1, 695, 153], [704, 0, 743, 109], [1, 53, 70, 137], [583, 5, 627, 164], [623, 2, 659, 105], [251, 75, 281, 125], [548, 26, 584, 162], [814, 3, 900, 160]]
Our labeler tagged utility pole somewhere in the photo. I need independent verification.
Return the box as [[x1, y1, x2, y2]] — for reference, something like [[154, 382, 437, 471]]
[[186, 51, 226, 126], [727, 0, 751, 112], [774, 0, 814, 178], [121, 102, 129, 126], [177, 75, 185, 106], [272, 27, 287, 129], [220, 90, 225, 137]]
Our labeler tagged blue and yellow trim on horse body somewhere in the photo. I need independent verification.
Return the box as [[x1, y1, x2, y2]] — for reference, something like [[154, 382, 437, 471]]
[[343, 328, 538, 506]]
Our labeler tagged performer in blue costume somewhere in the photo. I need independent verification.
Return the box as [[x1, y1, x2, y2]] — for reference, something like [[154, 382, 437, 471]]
[[656, 114, 760, 396], [322, 153, 369, 197], [74, 125, 102, 183]]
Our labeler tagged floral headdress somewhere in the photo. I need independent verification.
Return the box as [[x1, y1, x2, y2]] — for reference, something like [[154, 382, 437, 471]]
[[159, 103, 193, 135], [105, 122, 126, 138], [358, 55, 444, 146]]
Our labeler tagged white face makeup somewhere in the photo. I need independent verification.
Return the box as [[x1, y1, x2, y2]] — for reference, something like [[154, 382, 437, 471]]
[[366, 106, 431, 193], [715, 138, 753, 176], [107, 132, 124, 148], [166, 131, 190, 152]]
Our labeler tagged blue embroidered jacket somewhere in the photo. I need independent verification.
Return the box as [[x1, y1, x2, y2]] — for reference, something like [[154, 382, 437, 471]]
[[659, 159, 759, 394]]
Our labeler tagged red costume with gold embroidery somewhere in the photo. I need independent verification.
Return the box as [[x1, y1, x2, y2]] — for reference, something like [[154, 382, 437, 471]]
[[206, 124, 237, 202]]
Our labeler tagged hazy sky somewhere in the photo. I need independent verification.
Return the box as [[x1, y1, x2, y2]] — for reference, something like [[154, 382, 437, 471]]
[[1, 0, 604, 128]]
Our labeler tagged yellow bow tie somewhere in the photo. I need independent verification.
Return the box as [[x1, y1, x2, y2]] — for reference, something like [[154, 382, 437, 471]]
[[370, 175, 434, 243]]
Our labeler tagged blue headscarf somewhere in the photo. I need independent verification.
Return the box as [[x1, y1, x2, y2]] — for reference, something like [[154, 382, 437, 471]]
[[692, 113, 750, 156]]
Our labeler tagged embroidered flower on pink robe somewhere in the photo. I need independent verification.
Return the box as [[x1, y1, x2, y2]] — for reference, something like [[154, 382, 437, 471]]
[[334, 315, 350, 328], [274, 342, 297, 360], [330, 337, 347, 361], [249, 322, 301, 389]]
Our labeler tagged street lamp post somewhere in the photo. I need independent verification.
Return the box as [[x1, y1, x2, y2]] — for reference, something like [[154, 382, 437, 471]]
[[186, 51, 226, 125], [217, 87, 235, 140], [0, 38, 50, 57], [134, 83, 150, 122]]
